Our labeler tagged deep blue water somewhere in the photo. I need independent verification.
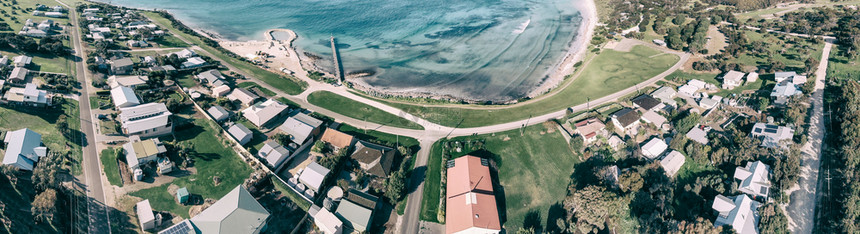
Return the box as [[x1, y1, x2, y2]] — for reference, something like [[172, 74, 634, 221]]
[[105, 0, 583, 101]]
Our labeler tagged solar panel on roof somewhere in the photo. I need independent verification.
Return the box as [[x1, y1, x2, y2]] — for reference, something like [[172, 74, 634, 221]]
[[764, 128, 778, 134], [161, 221, 191, 234], [754, 128, 763, 133]]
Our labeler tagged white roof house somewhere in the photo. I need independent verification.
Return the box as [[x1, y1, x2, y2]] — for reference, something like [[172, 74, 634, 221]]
[[310, 205, 343, 234], [650, 86, 677, 106], [196, 69, 225, 86], [211, 85, 231, 98], [3, 128, 45, 171], [641, 138, 667, 159], [750, 123, 794, 148], [227, 123, 253, 146], [678, 84, 700, 97], [118, 103, 173, 137], [171, 48, 196, 58], [688, 79, 708, 89], [278, 112, 323, 144], [207, 106, 231, 122], [774, 71, 797, 83], [686, 125, 709, 145], [660, 150, 685, 177], [9, 67, 28, 82], [712, 194, 761, 234], [110, 86, 140, 108], [299, 162, 330, 192], [181, 57, 206, 69], [3, 83, 50, 106], [734, 161, 771, 199], [721, 71, 745, 89], [242, 99, 289, 127], [108, 75, 149, 88], [260, 141, 291, 169], [227, 88, 259, 106], [640, 110, 667, 127], [699, 97, 720, 110], [12, 55, 32, 67], [136, 199, 156, 231], [189, 185, 270, 234], [746, 72, 759, 83], [771, 82, 801, 105]]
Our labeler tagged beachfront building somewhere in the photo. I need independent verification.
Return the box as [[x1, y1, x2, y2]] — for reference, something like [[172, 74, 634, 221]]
[[2, 128, 46, 171], [196, 69, 226, 86], [445, 155, 502, 234], [243, 99, 289, 127], [181, 57, 207, 69], [118, 103, 173, 138], [171, 48, 196, 58], [278, 112, 323, 145]]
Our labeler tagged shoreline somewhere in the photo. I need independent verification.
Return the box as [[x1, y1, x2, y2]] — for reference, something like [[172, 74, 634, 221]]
[[106, 0, 599, 104]]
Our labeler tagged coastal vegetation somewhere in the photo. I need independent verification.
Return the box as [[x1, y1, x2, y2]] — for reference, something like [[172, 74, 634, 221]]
[[307, 91, 424, 130], [371, 45, 679, 127]]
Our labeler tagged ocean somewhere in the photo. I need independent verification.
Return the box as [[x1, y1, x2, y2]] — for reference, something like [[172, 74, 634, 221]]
[[103, 0, 584, 102]]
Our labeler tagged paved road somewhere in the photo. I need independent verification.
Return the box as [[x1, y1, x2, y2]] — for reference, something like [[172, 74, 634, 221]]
[[784, 38, 833, 234], [58, 0, 112, 232]]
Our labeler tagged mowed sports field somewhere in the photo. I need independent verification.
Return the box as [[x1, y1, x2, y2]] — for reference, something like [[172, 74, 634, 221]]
[[421, 123, 578, 231], [375, 45, 680, 127]]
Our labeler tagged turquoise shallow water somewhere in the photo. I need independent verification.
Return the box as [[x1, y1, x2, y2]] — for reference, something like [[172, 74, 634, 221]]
[[104, 0, 583, 101]]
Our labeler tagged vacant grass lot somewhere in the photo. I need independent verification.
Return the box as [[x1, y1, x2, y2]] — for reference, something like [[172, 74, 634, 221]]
[[141, 11, 307, 95], [100, 148, 122, 187], [731, 30, 823, 71], [420, 123, 578, 231], [308, 91, 424, 130], [0, 99, 82, 174], [827, 45, 860, 82], [129, 118, 252, 218], [376, 45, 679, 127]]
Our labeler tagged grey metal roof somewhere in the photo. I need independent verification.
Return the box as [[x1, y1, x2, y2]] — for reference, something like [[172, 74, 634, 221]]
[[190, 185, 270, 234], [2, 128, 41, 171], [335, 199, 373, 232], [207, 106, 230, 122]]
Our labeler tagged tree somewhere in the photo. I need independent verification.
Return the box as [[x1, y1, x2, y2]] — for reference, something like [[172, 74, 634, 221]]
[[56, 114, 68, 135], [670, 217, 721, 234], [271, 133, 291, 146], [563, 185, 620, 233], [675, 112, 701, 133], [311, 141, 326, 154], [618, 170, 644, 193], [570, 136, 584, 153], [31, 189, 57, 223], [673, 15, 686, 25], [384, 170, 406, 202], [805, 57, 819, 73], [758, 203, 789, 233], [758, 98, 770, 112]]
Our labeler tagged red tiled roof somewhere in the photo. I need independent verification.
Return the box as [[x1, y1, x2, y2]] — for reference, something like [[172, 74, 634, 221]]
[[446, 155, 501, 233]]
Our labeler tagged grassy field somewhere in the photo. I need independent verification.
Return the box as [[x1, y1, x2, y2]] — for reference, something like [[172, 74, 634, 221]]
[[238, 82, 276, 96], [420, 123, 578, 231], [176, 74, 198, 88], [141, 11, 307, 95], [100, 148, 122, 187], [0, 50, 73, 75], [0, 99, 83, 174], [373, 45, 679, 128], [129, 118, 253, 218], [419, 140, 445, 222], [731, 30, 823, 71], [308, 91, 424, 130], [152, 35, 190, 48], [0, 0, 72, 32], [337, 124, 420, 148], [827, 45, 860, 82]]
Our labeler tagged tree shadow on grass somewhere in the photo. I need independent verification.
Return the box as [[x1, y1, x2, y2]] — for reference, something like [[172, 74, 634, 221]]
[[545, 202, 566, 233], [523, 209, 543, 232]]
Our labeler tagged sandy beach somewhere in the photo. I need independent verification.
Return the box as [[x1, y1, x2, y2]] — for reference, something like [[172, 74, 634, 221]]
[[218, 29, 317, 80]]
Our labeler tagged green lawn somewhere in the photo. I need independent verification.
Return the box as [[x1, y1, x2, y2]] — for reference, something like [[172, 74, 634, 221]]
[[0, 50, 73, 75], [176, 74, 198, 88], [99, 119, 118, 135], [129, 118, 253, 218], [100, 148, 123, 187], [420, 123, 578, 231], [238, 82, 276, 96], [731, 30, 824, 71], [308, 91, 424, 130], [153, 35, 190, 48], [0, 99, 82, 174], [372, 45, 679, 128], [419, 140, 445, 222], [141, 12, 307, 95], [827, 45, 860, 82], [237, 118, 269, 154], [336, 124, 420, 148]]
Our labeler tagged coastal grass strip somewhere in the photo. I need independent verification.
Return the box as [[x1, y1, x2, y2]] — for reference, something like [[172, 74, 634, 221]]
[[100, 148, 123, 187], [307, 91, 424, 130], [374, 45, 680, 128], [419, 140, 444, 223]]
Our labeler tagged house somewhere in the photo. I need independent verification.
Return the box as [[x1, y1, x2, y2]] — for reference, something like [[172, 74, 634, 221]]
[[310, 205, 343, 234], [207, 106, 231, 122], [641, 137, 667, 159], [734, 161, 771, 200], [211, 85, 231, 98], [573, 118, 606, 143], [12, 55, 32, 67], [227, 123, 253, 146], [9, 67, 29, 83], [611, 108, 641, 132], [45, 12, 63, 17], [746, 72, 759, 83], [2, 128, 46, 171], [83, 8, 100, 13], [299, 162, 330, 192], [603, 165, 621, 187], [171, 48, 197, 58], [640, 110, 667, 127], [688, 79, 708, 89], [335, 199, 374, 233], [122, 137, 167, 170], [108, 75, 149, 88], [698, 97, 720, 110], [176, 187, 189, 204], [660, 150, 685, 177], [771, 81, 801, 105], [650, 86, 677, 106], [136, 200, 157, 231], [260, 141, 291, 169], [791, 75, 808, 85], [188, 185, 270, 234], [142, 56, 156, 66], [446, 155, 502, 234], [181, 57, 206, 69], [110, 58, 134, 75], [712, 194, 761, 234], [278, 112, 324, 144], [686, 125, 709, 145], [196, 69, 226, 86], [678, 84, 700, 97], [608, 135, 624, 150], [774, 71, 797, 83], [4, 83, 51, 107], [350, 141, 395, 177], [242, 99, 289, 127], [632, 94, 662, 111], [750, 123, 794, 148], [126, 40, 150, 48], [227, 88, 259, 106], [110, 86, 140, 108], [320, 128, 355, 150], [18, 27, 48, 37], [118, 103, 173, 138], [0, 56, 9, 67], [721, 70, 745, 89]]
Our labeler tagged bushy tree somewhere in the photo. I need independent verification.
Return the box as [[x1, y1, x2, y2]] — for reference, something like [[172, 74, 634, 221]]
[[563, 185, 620, 233], [31, 189, 57, 223], [758, 203, 789, 233], [384, 170, 406, 202]]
